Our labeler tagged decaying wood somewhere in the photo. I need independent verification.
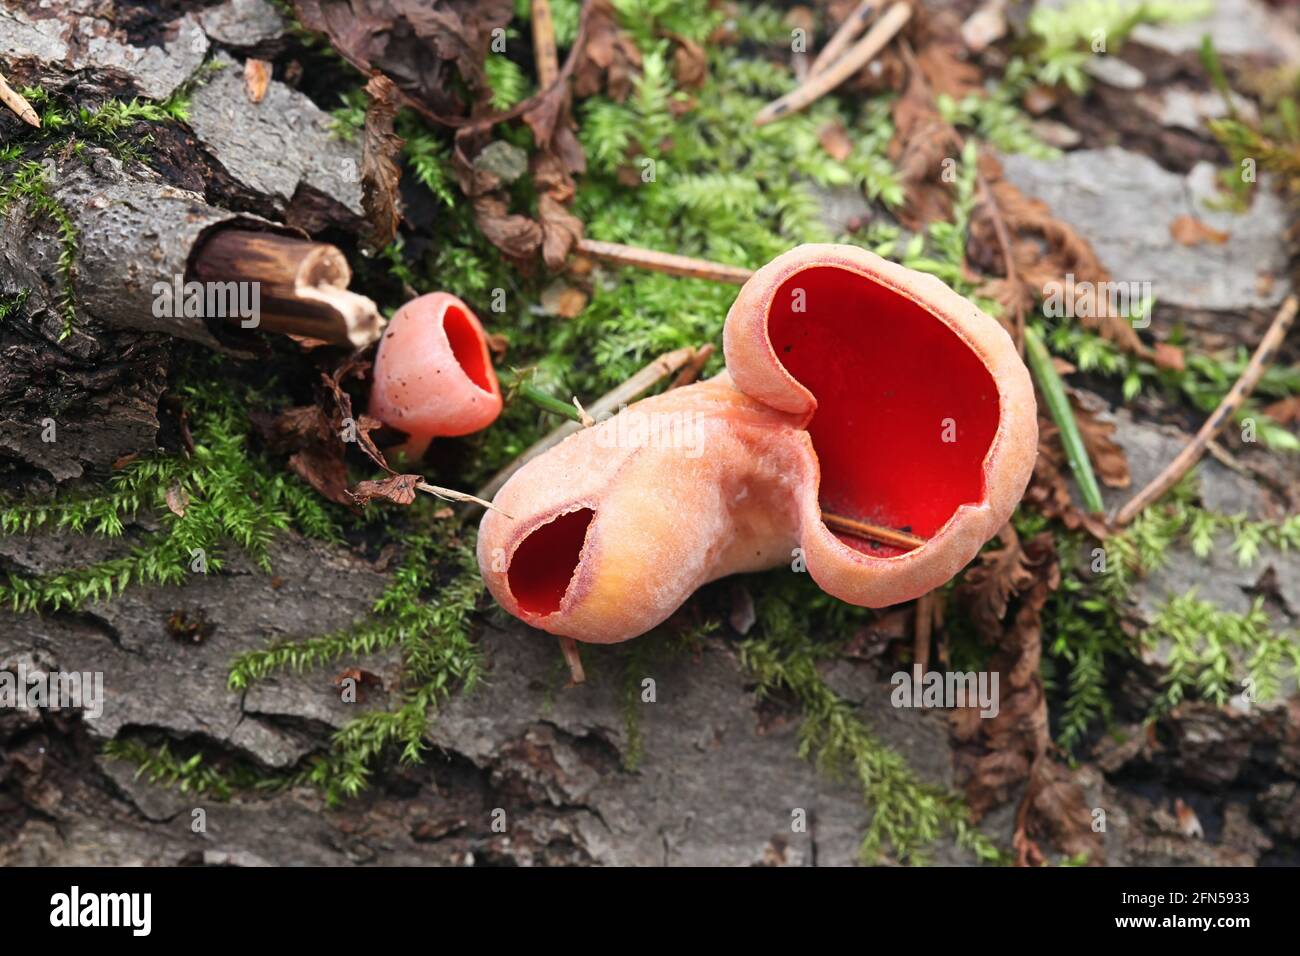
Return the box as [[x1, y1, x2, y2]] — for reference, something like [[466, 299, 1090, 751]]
[[0, 148, 289, 350], [190, 229, 382, 348]]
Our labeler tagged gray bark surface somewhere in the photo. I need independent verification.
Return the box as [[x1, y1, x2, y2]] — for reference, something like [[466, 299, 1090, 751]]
[[0, 0, 1298, 868]]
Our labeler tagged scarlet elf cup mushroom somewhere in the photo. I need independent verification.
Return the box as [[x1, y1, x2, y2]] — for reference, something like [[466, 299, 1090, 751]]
[[477, 244, 1039, 644], [370, 292, 504, 460]]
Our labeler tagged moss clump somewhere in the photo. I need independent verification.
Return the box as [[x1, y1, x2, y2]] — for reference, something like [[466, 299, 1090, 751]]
[[1042, 318, 1300, 452], [739, 574, 1004, 865], [1145, 592, 1299, 716], [231, 522, 484, 803], [0, 162, 78, 339], [0, 288, 31, 321], [102, 738, 270, 801], [0, 373, 341, 613], [1045, 476, 1300, 748]]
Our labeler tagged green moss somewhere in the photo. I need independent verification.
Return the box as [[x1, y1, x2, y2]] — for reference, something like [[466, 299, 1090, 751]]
[[102, 738, 269, 801], [740, 574, 1004, 865], [1041, 318, 1300, 452], [485, 50, 529, 111], [0, 371, 342, 613], [0, 288, 30, 321], [1022, 0, 1211, 96], [1144, 592, 1299, 717], [1044, 474, 1300, 748], [230, 522, 484, 804], [0, 162, 78, 339], [12, 73, 216, 166]]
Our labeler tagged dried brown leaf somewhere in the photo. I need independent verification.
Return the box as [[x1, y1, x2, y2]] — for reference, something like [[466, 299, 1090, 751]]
[[915, 40, 982, 100], [348, 473, 421, 506], [471, 194, 544, 262], [952, 530, 1083, 845], [360, 73, 405, 252], [956, 525, 1037, 640], [1016, 757, 1104, 865], [1170, 214, 1229, 247], [540, 280, 588, 317], [573, 0, 642, 101], [244, 58, 271, 104], [974, 153, 1148, 357], [1070, 397, 1131, 489], [817, 121, 854, 163], [1263, 395, 1300, 424], [1153, 341, 1185, 372], [669, 32, 708, 90], [165, 483, 188, 518], [888, 65, 961, 229], [292, 0, 514, 122], [288, 446, 352, 506]]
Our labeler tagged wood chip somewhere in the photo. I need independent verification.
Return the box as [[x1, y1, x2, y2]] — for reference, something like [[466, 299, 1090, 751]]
[[244, 59, 272, 104], [1170, 214, 1229, 246]]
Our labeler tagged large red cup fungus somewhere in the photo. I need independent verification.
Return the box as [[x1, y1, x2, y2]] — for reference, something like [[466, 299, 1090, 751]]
[[369, 292, 503, 459], [478, 244, 1037, 644]]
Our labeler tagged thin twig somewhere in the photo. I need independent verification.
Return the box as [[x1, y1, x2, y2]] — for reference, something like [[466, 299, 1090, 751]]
[[559, 636, 586, 686], [572, 396, 595, 427], [1205, 438, 1252, 478], [474, 346, 701, 503], [809, 2, 877, 76], [531, 0, 560, 88], [416, 481, 512, 518], [754, 1, 911, 126], [974, 146, 1025, 354], [1115, 296, 1297, 526], [668, 342, 716, 389], [822, 512, 925, 550], [0, 73, 39, 127], [576, 239, 754, 284], [913, 588, 940, 673]]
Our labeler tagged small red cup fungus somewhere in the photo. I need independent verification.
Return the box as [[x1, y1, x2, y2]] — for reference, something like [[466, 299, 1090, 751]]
[[478, 244, 1037, 644], [369, 292, 503, 459]]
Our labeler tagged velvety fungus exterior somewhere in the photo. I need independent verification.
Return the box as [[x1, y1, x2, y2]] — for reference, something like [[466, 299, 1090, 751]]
[[370, 292, 503, 459], [478, 245, 1038, 643]]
